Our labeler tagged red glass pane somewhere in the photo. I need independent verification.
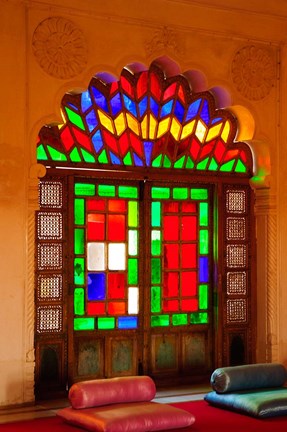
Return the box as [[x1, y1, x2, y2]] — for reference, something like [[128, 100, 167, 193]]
[[163, 299, 179, 312], [164, 244, 179, 268], [108, 273, 125, 299], [61, 126, 74, 151], [87, 214, 105, 240], [87, 302, 105, 315], [199, 142, 214, 159], [163, 202, 179, 213], [178, 84, 185, 103], [182, 202, 196, 212], [223, 149, 239, 162], [181, 244, 197, 268], [213, 139, 226, 162], [150, 72, 161, 100], [177, 139, 190, 157], [72, 127, 92, 151], [108, 199, 127, 212], [108, 302, 125, 315], [119, 133, 130, 154], [190, 137, 200, 160], [181, 298, 198, 311], [130, 133, 143, 156], [239, 149, 247, 162], [163, 216, 179, 240], [182, 271, 197, 296], [163, 83, 177, 101], [108, 214, 126, 241], [164, 272, 179, 297], [182, 216, 197, 241], [137, 71, 148, 99], [87, 199, 105, 211], [120, 76, 134, 97], [103, 130, 119, 154], [110, 81, 119, 95]]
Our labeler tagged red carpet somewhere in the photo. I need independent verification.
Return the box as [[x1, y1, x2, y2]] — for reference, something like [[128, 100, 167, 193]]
[[1, 400, 287, 431]]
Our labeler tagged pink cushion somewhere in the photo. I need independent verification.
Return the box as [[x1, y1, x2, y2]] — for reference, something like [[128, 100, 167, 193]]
[[58, 401, 195, 432], [69, 376, 156, 409]]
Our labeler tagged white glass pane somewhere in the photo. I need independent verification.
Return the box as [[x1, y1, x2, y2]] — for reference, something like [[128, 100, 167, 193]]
[[108, 243, 126, 270], [87, 242, 106, 270], [128, 230, 138, 256], [128, 287, 139, 314]]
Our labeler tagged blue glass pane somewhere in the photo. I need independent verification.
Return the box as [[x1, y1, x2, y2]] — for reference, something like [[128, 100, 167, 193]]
[[186, 99, 201, 121], [110, 151, 121, 165], [150, 97, 159, 117], [174, 100, 185, 122], [199, 257, 209, 283], [81, 90, 93, 112], [118, 316, 138, 329], [86, 110, 98, 132], [134, 153, 144, 166], [123, 95, 137, 116], [200, 99, 210, 124], [88, 273, 106, 300], [139, 97, 148, 117], [211, 117, 223, 124], [67, 102, 79, 111], [92, 130, 104, 152], [144, 141, 153, 166], [92, 87, 109, 112], [161, 100, 173, 117], [110, 93, 122, 116]]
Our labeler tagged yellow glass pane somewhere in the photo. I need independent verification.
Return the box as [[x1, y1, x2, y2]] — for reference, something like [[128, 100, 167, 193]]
[[170, 117, 181, 141], [195, 119, 207, 143], [149, 113, 157, 139], [126, 113, 140, 135], [221, 120, 231, 142], [206, 123, 222, 142], [114, 112, 126, 136], [181, 119, 195, 140], [141, 114, 148, 139], [157, 117, 170, 138], [98, 110, 114, 133], [57, 123, 65, 130]]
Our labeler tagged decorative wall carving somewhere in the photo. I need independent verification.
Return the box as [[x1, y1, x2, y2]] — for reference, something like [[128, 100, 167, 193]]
[[145, 26, 185, 57], [32, 17, 88, 79], [231, 45, 276, 101]]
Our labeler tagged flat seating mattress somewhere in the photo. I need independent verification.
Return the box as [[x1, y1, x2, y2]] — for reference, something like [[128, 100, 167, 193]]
[[204, 387, 287, 418]]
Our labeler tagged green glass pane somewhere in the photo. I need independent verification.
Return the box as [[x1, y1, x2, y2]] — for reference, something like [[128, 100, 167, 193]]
[[151, 230, 161, 255], [196, 157, 209, 170], [199, 229, 209, 254], [74, 228, 85, 254], [98, 184, 115, 197], [152, 154, 162, 167], [70, 147, 82, 162], [47, 145, 67, 161], [190, 312, 208, 324], [81, 148, 96, 163], [74, 258, 85, 285], [128, 258, 138, 284], [174, 156, 185, 168], [98, 317, 115, 330], [186, 157, 195, 169], [74, 288, 85, 315], [173, 187, 188, 200], [191, 188, 208, 200], [163, 155, 172, 168], [74, 199, 85, 225], [199, 202, 208, 226], [37, 144, 48, 160], [123, 151, 133, 166], [151, 187, 170, 199], [235, 159, 247, 173], [151, 315, 169, 327], [98, 149, 109, 164], [65, 107, 85, 130], [220, 159, 235, 172], [128, 201, 138, 227], [119, 186, 138, 198], [209, 157, 218, 171], [75, 183, 95, 196], [128, 230, 138, 256], [199, 284, 208, 309], [74, 317, 95, 330], [151, 258, 161, 284], [151, 202, 161, 227], [151, 286, 161, 313], [172, 314, 188, 326]]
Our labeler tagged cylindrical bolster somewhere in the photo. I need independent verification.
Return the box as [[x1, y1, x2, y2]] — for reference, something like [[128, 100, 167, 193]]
[[211, 363, 287, 394], [69, 375, 157, 409]]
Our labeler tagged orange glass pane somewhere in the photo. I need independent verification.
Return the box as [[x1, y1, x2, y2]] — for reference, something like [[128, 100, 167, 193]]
[[108, 199, 127, 212], [108, 302, 125, 315]]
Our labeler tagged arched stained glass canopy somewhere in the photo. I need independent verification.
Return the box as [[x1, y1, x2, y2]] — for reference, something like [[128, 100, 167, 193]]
[[37, 61, 253, 175]]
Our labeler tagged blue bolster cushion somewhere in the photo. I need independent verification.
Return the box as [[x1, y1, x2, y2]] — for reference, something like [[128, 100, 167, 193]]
[[210, 363, 287, 393]]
